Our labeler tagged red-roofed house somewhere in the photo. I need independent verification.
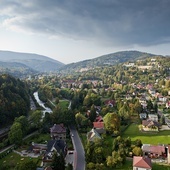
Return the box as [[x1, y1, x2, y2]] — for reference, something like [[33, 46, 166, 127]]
[[142, 145, 166, 158], [95, 115, 103, 122], [93, 115, 105, 134], [93, 122, 104, 129], [50, 123, 66, 140], [133, 156, 152, 170]]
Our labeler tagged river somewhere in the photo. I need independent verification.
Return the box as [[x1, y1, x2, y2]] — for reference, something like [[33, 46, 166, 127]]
[[33, 91, 52, 117]]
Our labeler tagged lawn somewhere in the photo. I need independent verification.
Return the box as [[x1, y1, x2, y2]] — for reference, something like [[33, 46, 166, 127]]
[[23, 133, 51, 145], [122, 123, 170, 145], [0, 152, 41, 170], [59, 100, 69, 109]]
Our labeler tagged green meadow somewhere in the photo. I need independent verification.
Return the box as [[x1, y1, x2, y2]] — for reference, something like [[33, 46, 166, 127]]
[[122, 123, 170, 145]]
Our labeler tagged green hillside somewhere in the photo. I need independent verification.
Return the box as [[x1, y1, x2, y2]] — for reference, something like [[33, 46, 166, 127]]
[[0, 74, 30, 126]]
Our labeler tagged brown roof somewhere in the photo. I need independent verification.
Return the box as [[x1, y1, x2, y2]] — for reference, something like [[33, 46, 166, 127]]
[[142, 145, 165, 155], [142, 120, 160, 127], [133, 156, 152, 169], [50, 123, 66, 134]]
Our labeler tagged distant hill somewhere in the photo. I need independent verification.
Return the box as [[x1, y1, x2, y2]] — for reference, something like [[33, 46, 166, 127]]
[[0, 61, 37, 78], [0, 51, 65, 73], [59, 51, 161, 73]]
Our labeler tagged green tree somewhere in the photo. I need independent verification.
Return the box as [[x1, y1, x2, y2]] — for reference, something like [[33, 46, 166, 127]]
[[75, 112, 88, 128], [30, 110, 42, 130], [103, 112, 120, 134], [8, 122, 22, 145], [51, 151, 65, 170], [132, 146, 143, 156], [65, 163, 73, 170], [15, 116, 29, 135], [134, 139, 142, 147], [89, 104, 97, 122]]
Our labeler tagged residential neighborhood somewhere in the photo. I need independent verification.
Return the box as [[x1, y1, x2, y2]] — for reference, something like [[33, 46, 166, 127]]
[[0, 56, 170, 170]]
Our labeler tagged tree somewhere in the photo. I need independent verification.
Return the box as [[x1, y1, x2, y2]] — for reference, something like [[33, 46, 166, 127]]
[[30, 110, 42, 130], [134, 139, 142, 147], [51, 151, 65, 170], [103, 112, 120, 134], [75, 112, 88, 128], [55, 97, 59, 104], [132, 147, 142, 156], [65, 163, 73, 170], [87, 162, 96, 170], [8, 122, 22, 145], [89, 104, 97, 122], [15, 116, 29, 135], [83, 95, 92, 107]]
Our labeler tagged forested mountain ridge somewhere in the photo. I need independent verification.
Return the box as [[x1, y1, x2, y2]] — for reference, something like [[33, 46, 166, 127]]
[[0, 61, 37, 78], [0, 50, 65, 73], [59, 51, 161, 73], [0, 74, 30, 126]]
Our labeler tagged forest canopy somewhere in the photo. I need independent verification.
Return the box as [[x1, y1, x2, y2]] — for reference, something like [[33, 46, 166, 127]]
[[0, 74, 30, 126]]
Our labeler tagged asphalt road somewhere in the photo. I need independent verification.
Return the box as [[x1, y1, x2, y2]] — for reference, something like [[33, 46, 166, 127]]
[[70, 125, 85, 170]]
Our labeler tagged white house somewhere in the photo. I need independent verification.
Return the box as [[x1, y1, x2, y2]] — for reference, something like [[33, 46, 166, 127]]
[[133, 156, 152, 170], [148, 114, 158, 122]]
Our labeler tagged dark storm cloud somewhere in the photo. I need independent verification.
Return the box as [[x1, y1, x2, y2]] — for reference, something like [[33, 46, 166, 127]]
[[1, 0, 170, 46]]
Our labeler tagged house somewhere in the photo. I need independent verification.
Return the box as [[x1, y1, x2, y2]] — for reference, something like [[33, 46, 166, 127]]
[[87, 128, 101, 142], [142, 144, 166, 158], [95, 115, 103, 122], [142, 120, 160, 131], [166, 101, 170, 108], [148, 114, 158, 122], [139, 113, 147, 120], [148, 89, 156, 97], [157, 95, 167, 103], [133, 156, 152, 170], [93, 115, 106, 134], [29, 142, 47, 154], [93, 122, 105, 134], [139, 97, 147, 109], [43, 139, 67, 164], [167, 145, 170, 164], [50, 124, 66, 140], [104, 100, 115, 107]]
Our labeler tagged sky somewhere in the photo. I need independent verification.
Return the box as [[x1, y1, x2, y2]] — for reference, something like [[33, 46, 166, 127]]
[[0, 0, 170, 64]]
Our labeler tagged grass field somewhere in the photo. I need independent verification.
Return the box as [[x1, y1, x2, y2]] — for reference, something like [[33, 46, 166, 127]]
[[59, 100, 69, 109], [0, 152, 41, 170], [122, 123, 170, 145]]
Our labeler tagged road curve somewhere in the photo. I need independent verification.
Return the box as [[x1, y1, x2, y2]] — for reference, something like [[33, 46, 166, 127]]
[[69, 125, 86, 170]]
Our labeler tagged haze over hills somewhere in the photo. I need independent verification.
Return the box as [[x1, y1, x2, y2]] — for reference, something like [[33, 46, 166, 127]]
[[0, 51, 65, 73], [59, 50, 163, 73], [0, 50, 167, 76]]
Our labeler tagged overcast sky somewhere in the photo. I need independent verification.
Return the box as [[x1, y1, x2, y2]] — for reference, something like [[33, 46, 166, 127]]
[[0, 0, 170, 64]]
